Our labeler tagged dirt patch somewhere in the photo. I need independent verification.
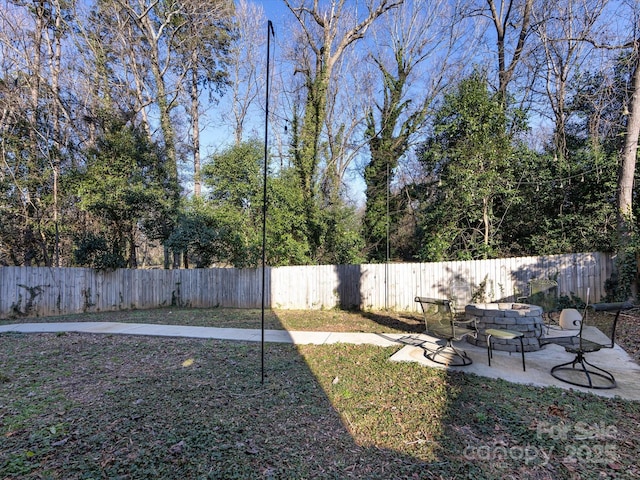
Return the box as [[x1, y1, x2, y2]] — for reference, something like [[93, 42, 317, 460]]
[[616, 311, 640, 364]]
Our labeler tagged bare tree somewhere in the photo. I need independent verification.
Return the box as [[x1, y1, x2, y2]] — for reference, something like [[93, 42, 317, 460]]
[[78, 0, 154, 134], [532, 0, 608, 162], [90, 0, 234, 266], [533, 0, 639, 297], [618, 41, 640, 224], [320, 44, 372, 204], [283, 0, 402, 255], [222, 0, 265, 147], [178, 0, 234, 198], [363, 0, 474, 260], [0, 0, 75, 266], [117, 0, 182, 188], [477, 0, 535, 97], [594, 31, 640, 300]]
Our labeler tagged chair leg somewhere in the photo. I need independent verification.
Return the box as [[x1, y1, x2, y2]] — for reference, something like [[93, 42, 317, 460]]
[[486, 333, 525, 371], [550, 352, 616, 389], [426, 341, 473, 367], [518, 336, 526, 372]]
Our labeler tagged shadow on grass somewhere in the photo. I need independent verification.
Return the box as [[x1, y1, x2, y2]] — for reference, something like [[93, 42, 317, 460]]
[[0, 315, 450, 479], [0, 307, 285, 330], [359, 310, 425, 334], [0, 306, 427, 336], [2, 312, 639, 479]]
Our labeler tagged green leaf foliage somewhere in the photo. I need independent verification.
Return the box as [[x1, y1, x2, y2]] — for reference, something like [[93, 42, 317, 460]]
[[73, 233, 127, 270], [73, 120, 174, 268], [417, 72, 523, 261], [202, 140, 315, 267]]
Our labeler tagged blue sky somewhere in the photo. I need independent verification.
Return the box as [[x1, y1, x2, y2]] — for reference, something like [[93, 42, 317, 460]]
[[260, 0, 291, 27], [200, 0, 372, 205]]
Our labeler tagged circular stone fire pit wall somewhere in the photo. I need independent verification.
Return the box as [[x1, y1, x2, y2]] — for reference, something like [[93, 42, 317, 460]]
[[465, 303, 544, 352]]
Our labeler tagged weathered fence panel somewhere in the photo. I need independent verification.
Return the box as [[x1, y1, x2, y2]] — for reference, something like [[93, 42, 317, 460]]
[[0, 252, 615, 319]]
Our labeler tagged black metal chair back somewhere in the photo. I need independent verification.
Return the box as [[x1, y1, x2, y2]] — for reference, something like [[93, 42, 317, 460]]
[[517, 279, 559, 327], [543, 300, 633, 389], [449, 280, 472, 319], [414, 296, 476, 366], [416, 297, 455, 338]]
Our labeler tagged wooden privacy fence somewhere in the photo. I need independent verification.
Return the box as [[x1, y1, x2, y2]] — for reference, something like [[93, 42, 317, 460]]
[[0, 252, 615, 319]]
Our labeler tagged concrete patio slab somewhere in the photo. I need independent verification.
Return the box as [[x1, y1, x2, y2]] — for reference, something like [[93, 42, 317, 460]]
[[0, 323, 407, 347], [388, 334, 640, 401]]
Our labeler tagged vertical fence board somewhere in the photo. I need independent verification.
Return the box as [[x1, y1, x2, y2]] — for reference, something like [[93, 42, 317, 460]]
[[0, 252, 618, 318]]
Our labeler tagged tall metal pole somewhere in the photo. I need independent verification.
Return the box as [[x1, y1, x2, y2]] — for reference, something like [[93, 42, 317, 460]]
[[385, 158, 390, 310], [261, 20, 274, 385]]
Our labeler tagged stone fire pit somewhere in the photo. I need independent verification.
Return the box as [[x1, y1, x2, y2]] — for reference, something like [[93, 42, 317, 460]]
[[465, 303, 544, 352]]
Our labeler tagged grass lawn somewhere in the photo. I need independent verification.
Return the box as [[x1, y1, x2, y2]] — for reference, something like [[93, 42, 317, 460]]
[[1, 308, 640, 479], [0, 308, 428, 334]]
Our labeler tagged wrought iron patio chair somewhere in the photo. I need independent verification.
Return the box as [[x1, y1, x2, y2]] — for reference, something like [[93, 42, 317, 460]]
[[541, 301, 633, 389], [414, 297, 477, 366], [517, 278, 560, 330], [449, 279, 472, 320]]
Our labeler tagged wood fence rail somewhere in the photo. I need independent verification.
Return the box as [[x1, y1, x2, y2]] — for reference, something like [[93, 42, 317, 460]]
[[0, 252, 614, 319]]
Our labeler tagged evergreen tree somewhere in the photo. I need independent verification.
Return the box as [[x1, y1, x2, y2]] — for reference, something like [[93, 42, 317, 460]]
[[201, 140, 314, 267], [417, 72, 524, 260], [74, 120, 173, 268]]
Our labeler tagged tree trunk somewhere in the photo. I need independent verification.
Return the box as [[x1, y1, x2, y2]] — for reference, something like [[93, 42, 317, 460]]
[[129, 227, 137, 268], [49, 0, 63, 267], [618, 46, 640, 225], [285, 0, 401, 258], [483, 196, 490, 256], [616, 42, 640, 301], [486, 0, 533, 98], [190, 57, 202, 198]]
